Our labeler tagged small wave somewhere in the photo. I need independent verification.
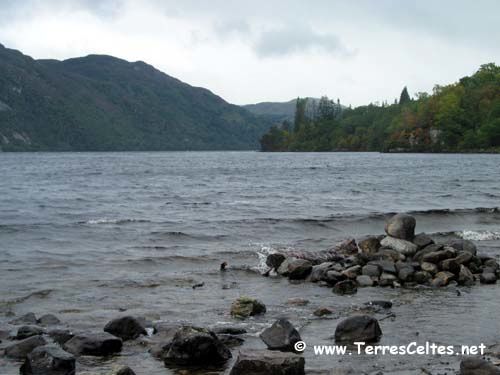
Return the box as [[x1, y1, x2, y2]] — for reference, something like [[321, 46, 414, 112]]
[[456, 230, 500, 241], [81, 218, 151, 225]]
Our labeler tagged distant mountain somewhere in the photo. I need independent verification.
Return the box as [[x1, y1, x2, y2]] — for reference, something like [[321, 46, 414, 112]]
[[0, 43, 271, 151], [243, 98, 321, 123]]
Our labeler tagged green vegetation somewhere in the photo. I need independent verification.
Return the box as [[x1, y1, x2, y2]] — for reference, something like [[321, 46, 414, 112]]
[[0, 43, 270, 151], [260, 63, 500, 152]]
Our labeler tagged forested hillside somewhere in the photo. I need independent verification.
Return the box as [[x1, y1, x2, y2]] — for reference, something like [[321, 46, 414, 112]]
[[0, 44, 270, 151], [260, 64, 500, 152]]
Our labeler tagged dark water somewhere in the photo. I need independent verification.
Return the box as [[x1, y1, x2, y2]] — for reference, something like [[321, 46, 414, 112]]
[[1, 151, 500, 374]]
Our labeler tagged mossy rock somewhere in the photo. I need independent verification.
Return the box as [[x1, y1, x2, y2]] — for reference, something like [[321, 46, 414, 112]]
[[230, 297, 266, 319]]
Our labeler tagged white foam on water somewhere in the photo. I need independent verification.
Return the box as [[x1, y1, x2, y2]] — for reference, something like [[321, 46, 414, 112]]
[[456, 230, 500, 241]]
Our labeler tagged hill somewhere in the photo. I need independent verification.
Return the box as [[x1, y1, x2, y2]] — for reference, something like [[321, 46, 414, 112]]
[[243, 98, 322, 123], [0, 44, 270, 151], [260, 64, 500, 152]]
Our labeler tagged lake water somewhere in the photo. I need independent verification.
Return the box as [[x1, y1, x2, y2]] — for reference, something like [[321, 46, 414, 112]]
[[1, 151, 500, 374]]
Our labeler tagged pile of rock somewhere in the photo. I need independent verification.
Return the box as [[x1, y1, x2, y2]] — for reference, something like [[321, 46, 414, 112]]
[[265, 213, 499, 291]]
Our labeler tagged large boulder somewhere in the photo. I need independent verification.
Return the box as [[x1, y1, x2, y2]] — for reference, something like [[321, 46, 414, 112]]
[[63, 332, 122, 356], [380, 236, 418, 256], [10, 313, 38, 325], [460, 357, 500, 374], [16, 326, 45, 340], [422, 248, 456, 264], [384, 213, 416, 240], [449, 239, 477, 255], [362, 264, 382, 277], [229, 349, 305, 375], [37, 314, 61, 326], [357, 236, 381, 255], [260, 319, 301, 352], [48, 329, 75, 346], [367, 260, 396, 274], [310, 262, 335, 282], [287, 259, 313, 280], [335, 315, 382, 344], [412, 233, 434, 249], [458, 265, 475, 286], [104, 316, 147, 341], [4, 335, 47, 359], [332, 280, 357, 295], [20, 344, 75, 375], [480, 272, 497, 284], [413, 244, 444, 262], [231, 297, 266, 319], [163, 326, 231, 366], [266, 253, 286, 270]]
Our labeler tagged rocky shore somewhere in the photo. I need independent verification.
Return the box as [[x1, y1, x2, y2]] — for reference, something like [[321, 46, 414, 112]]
[[1, 213, 499, 374]]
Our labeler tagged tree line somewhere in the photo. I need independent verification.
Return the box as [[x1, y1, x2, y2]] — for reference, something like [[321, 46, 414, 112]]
[[260, 63, 500, 152]]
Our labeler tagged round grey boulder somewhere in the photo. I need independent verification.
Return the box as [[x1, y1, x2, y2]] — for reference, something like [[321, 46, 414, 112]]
[[384, 213, 416, 240], [163, 326, 231, 366], [63, 332, 122, 356], [260, 319, 301, 352], [20, 344, 75, 375], [335, 315, 382, 343], [104, 316, 147, 341]]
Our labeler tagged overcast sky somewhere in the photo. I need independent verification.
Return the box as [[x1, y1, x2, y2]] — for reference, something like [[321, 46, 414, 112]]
[[1, 0, 499, 106]]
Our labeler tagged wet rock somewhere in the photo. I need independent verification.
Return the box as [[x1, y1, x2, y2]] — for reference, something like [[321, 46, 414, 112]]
[[219, 334, 245, 348], [63, 332, 122, 356], [5, 335, 47, 359], [335, 315, 382, 344], [413, 244, 444, 262], [397, 264, 415, 282], [421, 262, 438, 275], [48, 329, 75, 346], [163, 326, 231, 366], [310, 262, 335, 282], [384, 213, 416, 240], [213, 326, 247, 335], [229, 349, 305, 375], [266, 253, 286, 270], [231, 297, 266, 319], [314, 307, 333, 317], [111, 367, 136, 375], [20, 344, 75, 375], [449, 239, 477, 255], [483, 259, 500, 270], [422, 248, 456, 264], [441, 258, 461, 274], [364, 300, 392, 309], [260, 319, 301, 352], [16, 326, 45, 340], [380, 236, 418, 256], [332, 280, 357, 295], [379, 272, 397, 287], [458, 265, 475, 286], [37, 314, 61, 326], [480, 272, 497, 284], [413, 233, 434, 249], [277, 257, 296, 276], [368, 260, 396, 274], [358, 236, 381, 255], [287, 298, 309, 306], [10, 313, 38, 325], [414, 271, 432, 284], [432, 271, 455, 287], [104, 316, 147, 341], [378, 248, 406, 261], [356, 275, 374, 287], [362, 264, 382, 277], [287, 259, 313, 280], [455, 251, 474, 265], [459, 357, 500, 374], [324, 270, 345, 285], [336, 238, 359, 255], [342, 265, 362, 279]]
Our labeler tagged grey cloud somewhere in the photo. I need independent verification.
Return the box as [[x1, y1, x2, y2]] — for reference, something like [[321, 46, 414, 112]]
[[254, 25, 351, 58], [213, 19, 251, 38]]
